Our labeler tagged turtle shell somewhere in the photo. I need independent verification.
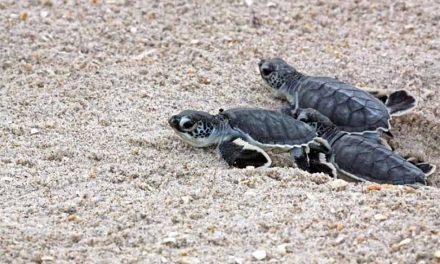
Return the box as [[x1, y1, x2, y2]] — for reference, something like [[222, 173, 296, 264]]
[[220, 108, 316, 147], [295, 77, 390, 133], [331, 134, 426, 185]]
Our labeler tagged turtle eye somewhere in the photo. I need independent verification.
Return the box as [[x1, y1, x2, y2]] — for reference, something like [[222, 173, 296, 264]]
[[182, 120, 195, 129], [261, 67, 272, 76], [296, 112, 308, 122]]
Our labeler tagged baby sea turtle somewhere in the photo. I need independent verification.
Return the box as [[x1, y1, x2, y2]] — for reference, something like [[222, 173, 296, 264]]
[[292, 108, 435, 185], [168, 107, 317, 168], [258, 58, 416, 134]]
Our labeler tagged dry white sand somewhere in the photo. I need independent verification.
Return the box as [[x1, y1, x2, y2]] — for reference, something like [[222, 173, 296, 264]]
[[1, 0, 440, 263]]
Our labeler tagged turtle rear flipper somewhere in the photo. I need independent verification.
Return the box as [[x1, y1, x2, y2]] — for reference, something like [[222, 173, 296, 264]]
[[366, 89, 416, 116], [413, 163, 436, 177], [405, 159, 437, 177], [404, 156, 436, 177], [385, 90, 416, 116], [219, 138, 271, 168], [358, 89, 416, 116]]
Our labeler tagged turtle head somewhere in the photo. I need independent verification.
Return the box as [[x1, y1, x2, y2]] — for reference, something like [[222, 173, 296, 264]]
[[293, 108, 335, 137], [168, 110, 220, 147], [258, 58, 301, 97]]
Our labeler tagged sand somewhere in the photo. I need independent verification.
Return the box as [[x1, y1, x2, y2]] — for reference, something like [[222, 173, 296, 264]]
[[1, 0, 440, 263]]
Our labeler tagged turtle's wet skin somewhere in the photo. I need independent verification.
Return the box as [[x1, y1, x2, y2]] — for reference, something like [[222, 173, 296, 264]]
[[258, 58, 416, 135], [168, 108, 318, 169], [292, 108, 436, 186]]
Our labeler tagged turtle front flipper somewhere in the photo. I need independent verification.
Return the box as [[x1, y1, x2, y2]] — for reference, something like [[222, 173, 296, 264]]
[[309, 152, 338, 177], [291, 146, 310, 172], [218, 138, 271, 168], [304, 139, 338, 177], [291, 138, 338, 177]]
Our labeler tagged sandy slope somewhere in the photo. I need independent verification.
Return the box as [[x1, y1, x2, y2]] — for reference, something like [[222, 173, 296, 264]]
[[1, 0, 439, 263]]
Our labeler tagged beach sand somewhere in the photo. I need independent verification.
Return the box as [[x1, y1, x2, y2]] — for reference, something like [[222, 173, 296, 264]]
[[1, 0, 439, 262]]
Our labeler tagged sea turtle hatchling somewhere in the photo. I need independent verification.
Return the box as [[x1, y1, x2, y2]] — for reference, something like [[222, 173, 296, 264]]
[[168, 107, 317, 169], [292, 108, 436, 185], [258, 58, 416, 135]]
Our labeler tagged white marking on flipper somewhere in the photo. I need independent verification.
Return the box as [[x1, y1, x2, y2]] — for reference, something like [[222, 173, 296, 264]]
[[232, 138, 272, 168], [388, 101, 417, 117], [313, 137, 331, 152], [318, 152, 338, 178], [423, 164, 436, 178]]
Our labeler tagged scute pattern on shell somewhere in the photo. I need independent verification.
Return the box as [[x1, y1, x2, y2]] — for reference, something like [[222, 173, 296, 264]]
[[332, 134, 426, 185], [296, 77, 390, 132], [221, 108, 316, 146]]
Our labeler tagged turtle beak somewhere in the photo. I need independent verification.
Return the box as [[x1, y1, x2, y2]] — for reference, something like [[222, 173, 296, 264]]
[[168, 115, 180, 129]]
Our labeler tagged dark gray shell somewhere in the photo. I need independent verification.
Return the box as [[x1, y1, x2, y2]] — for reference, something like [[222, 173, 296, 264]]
[[295, 77, 390, 133], [220, 108, 316, 146], [331, 134, 426, 185]]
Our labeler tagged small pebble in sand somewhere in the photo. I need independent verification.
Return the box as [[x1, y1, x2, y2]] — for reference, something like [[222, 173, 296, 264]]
[[276, 244, 287, 255], [23, 63, 33, 71], [396, 238, 412, 248], [40, 0, 53, 6], [30, 128, 40, 135], [40, 10, 49, 18], [41, 256, 54, 261], [333, 235, 345, 245], [328, 179, 348, 191], [19, 12, 28, 21], [244, 0, 253, 7], [244, 190, 256, 196], [131, 148, 140, 155], [335, 223, 344, 231], [227, 256, 243, 264], [67, 214, 78, 221], [276, 244, 293, 255], [252, 249, 267, 260], [374, 214, 388, 221], [177, 257, 201, 264], [434, 250, 440, 259], [89, 166, 98, 179], [162, 236, 177, 246], [10, 124, 24, 136], [198, 77, 211, 85], [367, 184, 382, 191], [106, 0, 127, 4], [181, 196, 192, 204]]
